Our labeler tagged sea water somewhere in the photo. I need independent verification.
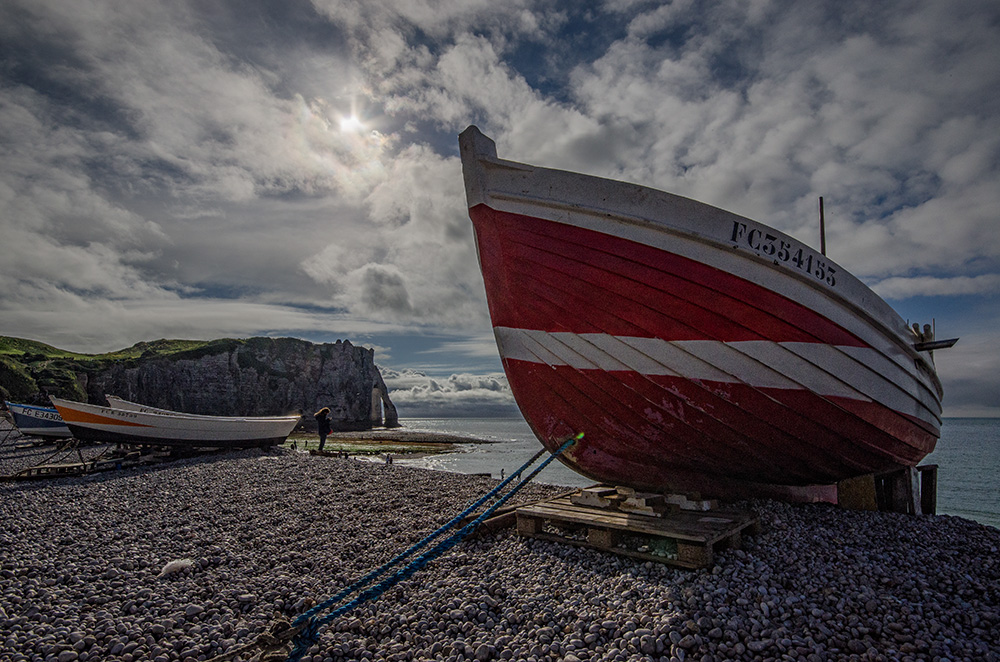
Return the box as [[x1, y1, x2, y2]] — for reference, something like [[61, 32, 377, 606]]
[[395, 417, 592, 489], [395, 416, 1000, 530], [924, 418, 1000, 529]]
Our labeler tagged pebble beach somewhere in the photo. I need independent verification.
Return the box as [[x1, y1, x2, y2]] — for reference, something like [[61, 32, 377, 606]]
[[1, 435, 998, 662]]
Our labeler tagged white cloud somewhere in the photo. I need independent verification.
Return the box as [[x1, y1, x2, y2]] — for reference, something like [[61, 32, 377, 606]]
[[381, 368, 517, 417], [873, 274, 1000, 300], [563, 0, 1000, 279], [934, 328, 1000, 417]]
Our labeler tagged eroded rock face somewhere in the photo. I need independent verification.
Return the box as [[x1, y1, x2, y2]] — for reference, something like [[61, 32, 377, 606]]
[[83, 338, 398, 430]]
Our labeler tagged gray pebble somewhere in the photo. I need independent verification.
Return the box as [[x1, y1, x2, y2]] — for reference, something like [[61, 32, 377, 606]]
[[1, 445, 998, 662]]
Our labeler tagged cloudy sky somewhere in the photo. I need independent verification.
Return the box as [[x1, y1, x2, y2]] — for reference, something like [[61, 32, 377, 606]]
[[1, 0, 998, 417]]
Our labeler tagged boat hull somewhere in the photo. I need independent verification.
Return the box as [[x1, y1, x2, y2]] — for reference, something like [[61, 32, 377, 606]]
[[5, 402, 72, 438], [50, 398, 300, 448], [460, 126, 943, 499], [105, 395, 274, 419]]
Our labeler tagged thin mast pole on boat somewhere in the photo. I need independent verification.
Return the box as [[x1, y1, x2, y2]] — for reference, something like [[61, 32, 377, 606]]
[[819, 196, 827, 256]]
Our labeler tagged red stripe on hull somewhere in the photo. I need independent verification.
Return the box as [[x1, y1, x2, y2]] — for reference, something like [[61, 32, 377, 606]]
[[471, 205, 866, 347], [504, 360, 935, 493]]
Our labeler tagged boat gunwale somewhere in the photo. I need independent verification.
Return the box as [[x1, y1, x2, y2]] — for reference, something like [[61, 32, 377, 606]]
[[104, 395, 302, 422], [5, 401, 63, 415]]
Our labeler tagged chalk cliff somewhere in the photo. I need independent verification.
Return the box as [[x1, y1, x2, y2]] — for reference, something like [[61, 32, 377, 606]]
[[0, 336, 398, 430]]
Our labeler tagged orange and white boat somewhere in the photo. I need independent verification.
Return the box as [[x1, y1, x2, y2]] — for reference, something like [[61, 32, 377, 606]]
[[50, 397, 300, 448], [460, 126, 955, 500]]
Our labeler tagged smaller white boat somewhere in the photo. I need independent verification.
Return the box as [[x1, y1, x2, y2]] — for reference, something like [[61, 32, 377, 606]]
[[4, 401, 72, 439], [105, 395, 229, 418], [50, 397, 300, 448]]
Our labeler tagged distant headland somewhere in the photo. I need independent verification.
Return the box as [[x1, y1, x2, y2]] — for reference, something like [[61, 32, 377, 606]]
[[0, 335, 398, 431]]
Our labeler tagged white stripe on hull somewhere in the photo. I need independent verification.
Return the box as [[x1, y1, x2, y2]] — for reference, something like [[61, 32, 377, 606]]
[[494, 327, 937, 428]]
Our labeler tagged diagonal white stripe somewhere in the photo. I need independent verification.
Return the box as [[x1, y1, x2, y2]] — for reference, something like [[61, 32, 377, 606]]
[[493, 327, 938, 425]]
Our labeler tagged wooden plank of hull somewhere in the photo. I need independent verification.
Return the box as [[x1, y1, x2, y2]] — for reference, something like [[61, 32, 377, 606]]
[[509, 361, 929, 489], [460, 127, 944, 497], [8, 426, 72, 439]]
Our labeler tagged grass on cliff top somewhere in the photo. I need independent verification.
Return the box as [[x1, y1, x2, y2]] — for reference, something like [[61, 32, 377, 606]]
[[0, 336, 232, 361]]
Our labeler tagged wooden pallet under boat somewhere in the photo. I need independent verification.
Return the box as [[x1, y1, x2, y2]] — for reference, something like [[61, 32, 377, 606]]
[[515, 489, 760, 569]]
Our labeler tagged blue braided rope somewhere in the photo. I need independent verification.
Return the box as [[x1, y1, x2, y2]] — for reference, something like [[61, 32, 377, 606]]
[[291, 447, 547, 630], [285, 435, 580, 662]]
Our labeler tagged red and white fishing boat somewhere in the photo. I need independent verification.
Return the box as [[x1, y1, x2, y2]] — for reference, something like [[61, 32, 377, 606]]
[[50, 397, 300, 448], [460, 126, 955, 500]]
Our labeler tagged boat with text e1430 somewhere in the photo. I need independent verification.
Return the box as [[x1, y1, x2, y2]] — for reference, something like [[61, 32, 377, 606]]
[[4, 401, 72, 439], [49, 397, 300, 448], [459, 125, 958, 501]]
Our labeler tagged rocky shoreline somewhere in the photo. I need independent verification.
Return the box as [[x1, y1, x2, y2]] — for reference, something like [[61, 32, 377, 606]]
[[1, 438, 998, 662], [323, 429, 499, 445]]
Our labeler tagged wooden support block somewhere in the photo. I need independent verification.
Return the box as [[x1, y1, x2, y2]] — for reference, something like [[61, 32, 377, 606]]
[[681, 498, 718, 511], [571, 487, 618, 508], [908, 467, 922, 516], [620, 492, 670, 516], [665, 493, 717, 511], [623, 493, 664, 505], [619, 503, 658, 516], [886, 467, 920, 515], [838, 473, 878, 511], [588, 527, 617, 548], [888, 470, 907, 513], [677, 542, 712, 567], [516, 515, 542, 535], [717, 530, 741, 551], [919, 464, 937, 516]]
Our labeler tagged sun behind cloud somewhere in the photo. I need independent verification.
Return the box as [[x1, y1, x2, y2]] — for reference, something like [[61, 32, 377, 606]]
[[339, 114, 364, 132]]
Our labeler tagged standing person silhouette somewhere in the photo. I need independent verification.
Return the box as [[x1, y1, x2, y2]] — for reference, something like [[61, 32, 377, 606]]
[[314, 407, 332, 451]]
